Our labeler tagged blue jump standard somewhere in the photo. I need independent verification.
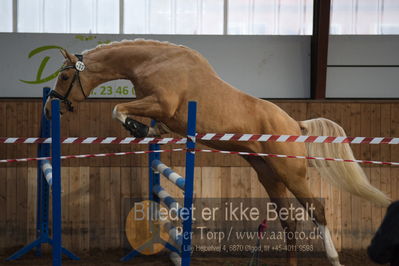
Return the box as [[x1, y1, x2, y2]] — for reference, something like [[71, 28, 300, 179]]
[[121, 101, 197, 266], [6, 88, 79, 266]]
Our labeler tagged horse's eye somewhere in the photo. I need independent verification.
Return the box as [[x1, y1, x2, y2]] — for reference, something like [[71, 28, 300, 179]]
[[61, 74, 69, 81]]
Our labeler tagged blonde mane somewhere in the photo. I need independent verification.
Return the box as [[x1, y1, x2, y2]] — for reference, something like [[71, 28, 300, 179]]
[[82, 39, 184, 55]]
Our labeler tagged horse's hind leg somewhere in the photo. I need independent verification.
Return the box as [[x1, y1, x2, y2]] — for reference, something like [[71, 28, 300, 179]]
[[243, 156, 298, 266], [271, 157, 343, 266]]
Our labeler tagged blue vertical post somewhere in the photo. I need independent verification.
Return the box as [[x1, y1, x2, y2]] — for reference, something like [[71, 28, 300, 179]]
[[37, 87, 51, 256], [148, 121, 160, 252], [149, 121, 160, 204], [51, 100, 62, 266], [182, 101, 197, 266]]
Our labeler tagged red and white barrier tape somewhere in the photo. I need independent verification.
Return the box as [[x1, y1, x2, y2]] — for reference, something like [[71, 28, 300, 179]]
[[1, 133, 399, 145], [0, 136, 186, 145], [1, 148, 398, 166], [193, 149, 399, 166], [0, 149, 184, 164]]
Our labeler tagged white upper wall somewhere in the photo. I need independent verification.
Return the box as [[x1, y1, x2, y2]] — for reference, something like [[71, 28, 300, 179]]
[[0, 33, 310, 98], [327, 36, 399, 98]]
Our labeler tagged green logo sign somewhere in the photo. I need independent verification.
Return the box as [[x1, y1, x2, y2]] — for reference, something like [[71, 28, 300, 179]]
[[20, 45, 64, 85]]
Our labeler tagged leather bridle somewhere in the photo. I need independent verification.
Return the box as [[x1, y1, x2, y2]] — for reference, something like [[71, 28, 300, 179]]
[[48, 54, 87, 112]]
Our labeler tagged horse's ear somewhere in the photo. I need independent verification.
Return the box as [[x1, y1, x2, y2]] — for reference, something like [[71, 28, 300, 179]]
[[59, 48, 78, 63]]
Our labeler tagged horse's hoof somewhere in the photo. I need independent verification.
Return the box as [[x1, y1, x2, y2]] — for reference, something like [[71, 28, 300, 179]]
[[123, 117, 149, 138]]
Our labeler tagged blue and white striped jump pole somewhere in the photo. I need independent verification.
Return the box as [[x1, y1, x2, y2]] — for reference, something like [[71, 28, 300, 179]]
[[152, 160, 185, 190]]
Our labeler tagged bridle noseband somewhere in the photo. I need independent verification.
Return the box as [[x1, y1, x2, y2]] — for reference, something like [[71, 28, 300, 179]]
[[49, 54, 87, 112]]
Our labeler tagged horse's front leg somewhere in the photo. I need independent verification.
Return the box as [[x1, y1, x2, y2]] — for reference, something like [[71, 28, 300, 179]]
[[112, 97, 172, 138]]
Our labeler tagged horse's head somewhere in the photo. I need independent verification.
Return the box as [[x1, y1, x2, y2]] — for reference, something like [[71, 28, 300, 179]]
[[44, 49, 90, 119]]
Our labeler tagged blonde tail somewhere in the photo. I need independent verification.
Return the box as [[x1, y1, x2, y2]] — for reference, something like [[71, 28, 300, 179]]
[[299, 118, 390, 207]]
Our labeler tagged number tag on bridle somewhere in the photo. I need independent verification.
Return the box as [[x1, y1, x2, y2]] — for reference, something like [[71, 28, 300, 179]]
[[75, 61, 85, 71]]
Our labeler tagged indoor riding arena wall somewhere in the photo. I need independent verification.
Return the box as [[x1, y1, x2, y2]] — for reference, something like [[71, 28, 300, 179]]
[[0, 99, 398, 255]]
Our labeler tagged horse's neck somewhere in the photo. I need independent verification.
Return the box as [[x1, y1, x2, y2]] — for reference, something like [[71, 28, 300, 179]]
[[86, 45, 158, 89]]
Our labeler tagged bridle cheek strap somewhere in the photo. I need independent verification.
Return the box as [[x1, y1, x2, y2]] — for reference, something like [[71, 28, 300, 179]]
[[48, 54, 86, 112]]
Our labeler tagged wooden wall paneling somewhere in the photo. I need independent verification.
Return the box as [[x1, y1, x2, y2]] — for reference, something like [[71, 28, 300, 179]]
[[89, 167, 101, 249], [17, 102, 28, 158], [327, 103, 343, 250], [68, 108, 81, 168], [102, 167, 112, 250], [80, 166, 90, 252], [0, 168, 6, 252], [170, 134, 185, 167], [379, 103, 392, 240], [16, 167, 27, 245], [321, 103, 338, 248], [370, 167, 384, 231], [200, 167, 222, 246], [61, 166, 71, 249], [241, 167, 252, 241], [360, 104, 373, 248], [6, 167, 17, 247], [320, 176, 333, 250], [194, 167, 202, 198], [331, 179, 342, 250], [6, 103, 17, 164], [394, 165, 399, 201], [78, 102, 91, 168], [128, 116, 151, 168], [119, 167, 131, 250], [119, 108, 131, 168], [26, 167, 36, 244], [306, 102, 322, 120], [2, 100, 399, 253], [108, 102, 120, 167], [98, 103, 110, 168], [227, 167, 241, 199], [361, 167, 372, 249], [391, 103, 399, 201], [294, 102, 308, 121], [160, 132, 173, 168], [109, 103, 123, 168], [253, 168, 267, 198], [193, 167, 205, 246], [0, 101, 6, 163], [27, 101, 41, 168], [220, 167, 232, 198], [0, 102, 7, 250], [109, 167, 121, 248], [195, 143, 213, 167], [334, 104, 345, 251], [339, 103, 352, 250], [228, 165, 245, 241], [98, 167, 107, 250], [88, 101, 100, 167], [129, 167, 141, 199], [391, 104, 399, 162], [69, 166, 81, 251], [139, 167, 149, 199], [15, 102, 28, 246], [370, 104, 384, 239], [380, 104, 391, 163], [242, 167, 253, 198], [370, 104, 382, 162], [350, 104, 362, 250], [60, 110, 71, 168]]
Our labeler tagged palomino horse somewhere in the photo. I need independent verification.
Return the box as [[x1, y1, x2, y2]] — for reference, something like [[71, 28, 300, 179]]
[[44, 40, 390, 266]]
